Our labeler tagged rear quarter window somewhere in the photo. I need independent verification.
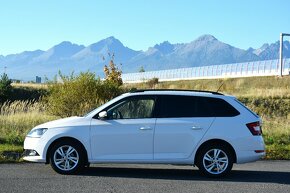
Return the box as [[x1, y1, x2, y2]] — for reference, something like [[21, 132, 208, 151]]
[[200, 97, 240, 117], [234, 99, 259, 118]]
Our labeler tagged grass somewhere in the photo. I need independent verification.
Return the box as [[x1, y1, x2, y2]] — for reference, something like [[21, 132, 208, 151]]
[[262, 118, 290, 160], [0, 75, 289, 162], [0, 100, 58, 162], [0, 144, 23, 163], [0, 100, 58, 145]]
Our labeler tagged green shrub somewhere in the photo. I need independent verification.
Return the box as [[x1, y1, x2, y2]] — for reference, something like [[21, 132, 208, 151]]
[[10, 87, 47, 101], [146, 77, 159, 88], [265, 145, 290, 160], [238, 97, 290, 118], [45, 72, 123, 117]]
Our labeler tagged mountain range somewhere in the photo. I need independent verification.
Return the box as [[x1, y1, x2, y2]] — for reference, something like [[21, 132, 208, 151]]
[[0, 35, 289, 81]]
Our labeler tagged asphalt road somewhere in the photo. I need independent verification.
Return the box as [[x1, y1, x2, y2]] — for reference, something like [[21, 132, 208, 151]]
[[0, 161, 289, 193]]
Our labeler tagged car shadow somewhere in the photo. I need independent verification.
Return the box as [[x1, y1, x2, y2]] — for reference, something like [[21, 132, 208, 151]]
[[79, 166, 290, 185]]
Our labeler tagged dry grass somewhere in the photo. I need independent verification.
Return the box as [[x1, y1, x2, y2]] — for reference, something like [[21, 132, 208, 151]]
[[0, 101, 58, 145], [0, 100, 46, 115], [263, 118, 290, 142], [12, 83, 48, 89]]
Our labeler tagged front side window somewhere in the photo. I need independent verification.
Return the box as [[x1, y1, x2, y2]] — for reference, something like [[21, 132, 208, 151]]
[[107, 97, 155, 119]]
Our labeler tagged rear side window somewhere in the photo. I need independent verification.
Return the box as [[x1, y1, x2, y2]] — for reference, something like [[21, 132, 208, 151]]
[[157, 95, 239, 118], [157, 95, 203, 118]]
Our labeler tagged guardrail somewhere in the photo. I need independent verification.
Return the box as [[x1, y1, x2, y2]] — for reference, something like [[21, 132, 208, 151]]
[[122, 58, 290, 83]]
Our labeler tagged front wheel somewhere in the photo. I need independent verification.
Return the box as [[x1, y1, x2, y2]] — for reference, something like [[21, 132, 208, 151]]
[[49, 140, 85, 174], [196, 144, 233, 177]]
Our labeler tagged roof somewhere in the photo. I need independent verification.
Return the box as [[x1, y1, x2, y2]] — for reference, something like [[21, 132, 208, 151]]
[[127, 89, 224, 97], [128, 89, 224, 96]]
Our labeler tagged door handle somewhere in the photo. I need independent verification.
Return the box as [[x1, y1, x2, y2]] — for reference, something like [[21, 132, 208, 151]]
[[191, 126, 203, 130], [139, 126, 152, 130]]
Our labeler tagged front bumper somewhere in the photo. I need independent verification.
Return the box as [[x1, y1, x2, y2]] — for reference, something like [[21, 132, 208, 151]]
[[23, 137, 46, 163], [23, 155, 46, 163]]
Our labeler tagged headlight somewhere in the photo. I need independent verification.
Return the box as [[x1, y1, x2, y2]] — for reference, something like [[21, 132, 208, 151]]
[[27, 128, 48, 138]]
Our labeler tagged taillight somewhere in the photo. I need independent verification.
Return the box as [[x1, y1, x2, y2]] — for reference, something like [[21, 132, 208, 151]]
[[246, 121, 262, 135]]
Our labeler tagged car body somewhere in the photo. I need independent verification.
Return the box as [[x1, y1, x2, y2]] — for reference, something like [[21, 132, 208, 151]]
[[23, 89, 265, 177]]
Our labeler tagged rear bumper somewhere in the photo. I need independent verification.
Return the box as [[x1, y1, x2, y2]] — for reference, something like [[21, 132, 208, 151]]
[[233, 136, 266, 164], [236, 150, 265, 164]]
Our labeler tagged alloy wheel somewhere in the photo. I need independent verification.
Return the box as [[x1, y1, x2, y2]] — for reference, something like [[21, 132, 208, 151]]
[[53, 145, 79, 171], [202, 148, 229, 175]]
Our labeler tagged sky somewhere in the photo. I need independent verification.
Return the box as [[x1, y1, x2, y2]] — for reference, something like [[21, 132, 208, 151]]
[[0, 0, 290, 55]]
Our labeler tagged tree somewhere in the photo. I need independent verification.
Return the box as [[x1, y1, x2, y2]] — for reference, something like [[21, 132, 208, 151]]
[[103, 53, 123, 86], [139, 66, 145, 72], [0, 73, 12, 103]]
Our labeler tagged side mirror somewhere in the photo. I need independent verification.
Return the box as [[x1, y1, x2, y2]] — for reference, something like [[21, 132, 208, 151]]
[[98, 111, 108, 119]]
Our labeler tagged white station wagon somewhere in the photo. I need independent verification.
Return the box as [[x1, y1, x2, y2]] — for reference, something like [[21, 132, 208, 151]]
[[23, 89, 265, 177]]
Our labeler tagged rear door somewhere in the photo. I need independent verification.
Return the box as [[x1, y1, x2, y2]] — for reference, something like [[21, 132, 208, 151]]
[[154, 95, 215, 160]]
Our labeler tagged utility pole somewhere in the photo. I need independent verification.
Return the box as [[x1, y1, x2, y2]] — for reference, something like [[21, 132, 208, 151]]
[[279, 33, 290, 77], [4, 66, 7, 74]]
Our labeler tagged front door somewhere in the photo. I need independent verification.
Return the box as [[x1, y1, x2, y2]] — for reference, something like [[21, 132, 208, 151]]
[[90, 96, 156, 161]]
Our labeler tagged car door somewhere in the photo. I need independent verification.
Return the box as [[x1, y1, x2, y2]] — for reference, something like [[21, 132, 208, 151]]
[[154, 95, 215, 160], [90, 95, 156, 161]]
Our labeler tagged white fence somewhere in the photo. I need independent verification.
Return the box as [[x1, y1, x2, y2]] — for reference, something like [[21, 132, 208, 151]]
[[122, 58, 290, 83]]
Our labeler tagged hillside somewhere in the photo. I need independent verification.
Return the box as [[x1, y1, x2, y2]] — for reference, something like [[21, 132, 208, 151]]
[[124, 76, 290, 97]]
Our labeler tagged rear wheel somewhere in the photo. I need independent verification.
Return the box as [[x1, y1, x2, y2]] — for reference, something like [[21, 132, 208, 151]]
[[49, 140, 85, 174], [196, 144, 233, 177]]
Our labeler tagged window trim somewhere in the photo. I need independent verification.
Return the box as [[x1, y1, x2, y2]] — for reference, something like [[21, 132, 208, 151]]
[[93, 94, 240, 119]]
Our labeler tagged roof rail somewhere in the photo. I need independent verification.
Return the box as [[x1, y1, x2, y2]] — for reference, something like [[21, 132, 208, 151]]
[[129, 89, 223, 95]]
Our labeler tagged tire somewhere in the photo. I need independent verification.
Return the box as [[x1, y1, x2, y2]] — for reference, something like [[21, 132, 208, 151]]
[[49, 140, 85, 174], [196, 144, 233, 178]]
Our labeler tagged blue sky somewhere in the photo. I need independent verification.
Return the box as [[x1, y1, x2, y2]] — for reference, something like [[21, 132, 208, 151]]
[[0, 0, 290, 55]]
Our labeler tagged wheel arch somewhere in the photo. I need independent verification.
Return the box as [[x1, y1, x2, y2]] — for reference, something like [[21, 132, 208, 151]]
[[194, 139, 237, 165], [46, 137, 88, 165]]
